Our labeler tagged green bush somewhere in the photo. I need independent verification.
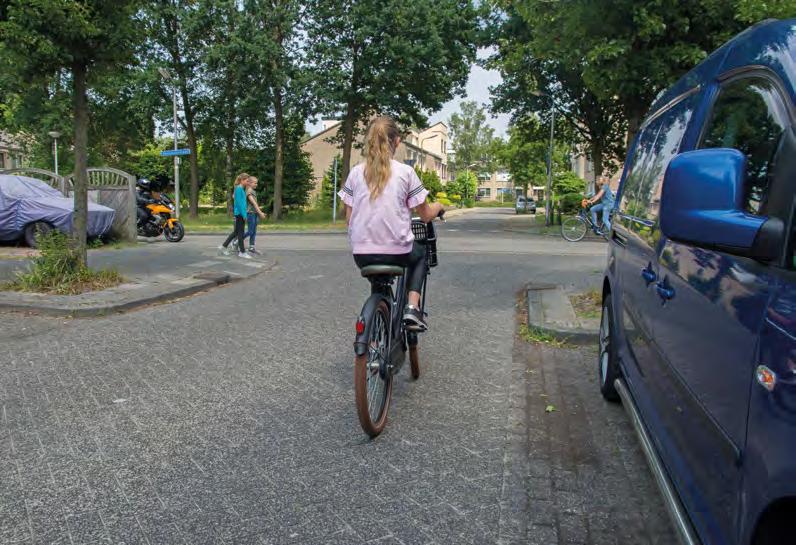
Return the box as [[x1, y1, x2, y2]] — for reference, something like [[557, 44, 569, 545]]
[[463, 198, 475, 208], [438, 197, 452, 206], [8, 230, 122, 295], [560, 193, 585, 214]]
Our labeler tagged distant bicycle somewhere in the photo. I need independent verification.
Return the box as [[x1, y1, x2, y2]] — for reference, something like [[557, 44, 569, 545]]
[[561, 200, 607, 242], [351, 215, 442, 437]]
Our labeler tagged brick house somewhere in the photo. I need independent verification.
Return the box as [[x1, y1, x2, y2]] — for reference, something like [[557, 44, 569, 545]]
[[301, 121, 450, 199]]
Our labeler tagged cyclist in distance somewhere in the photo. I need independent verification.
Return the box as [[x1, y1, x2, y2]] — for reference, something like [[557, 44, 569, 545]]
[[586, 175, 615, 235], [338, 116, 444, 332]]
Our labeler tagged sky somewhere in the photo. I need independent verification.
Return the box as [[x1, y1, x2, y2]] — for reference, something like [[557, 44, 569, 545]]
[[305, 51, 512, 139]]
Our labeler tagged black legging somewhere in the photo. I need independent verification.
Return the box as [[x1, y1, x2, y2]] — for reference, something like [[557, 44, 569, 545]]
[[223, 215, 245, 253], [354, 242, 427, 293]]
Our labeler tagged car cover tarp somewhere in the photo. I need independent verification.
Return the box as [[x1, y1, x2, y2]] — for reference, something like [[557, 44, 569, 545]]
[[0, 175, 115, 240]]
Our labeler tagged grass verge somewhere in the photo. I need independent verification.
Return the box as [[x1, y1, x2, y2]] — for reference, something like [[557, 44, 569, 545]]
[[519, 323, 568, 348], [3, 231, 124, 295], [179, 208, 345, 233], [570, 288, 602, 320]]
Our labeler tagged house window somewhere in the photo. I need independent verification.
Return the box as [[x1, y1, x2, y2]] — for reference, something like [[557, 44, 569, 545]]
[[478, 187, 491, 198]]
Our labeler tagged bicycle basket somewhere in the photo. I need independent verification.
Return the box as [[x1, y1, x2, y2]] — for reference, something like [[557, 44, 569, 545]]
[[411, 219, 438, 268]]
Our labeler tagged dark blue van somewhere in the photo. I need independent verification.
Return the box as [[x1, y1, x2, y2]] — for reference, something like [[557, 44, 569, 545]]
[[598, 19, 796, 545]]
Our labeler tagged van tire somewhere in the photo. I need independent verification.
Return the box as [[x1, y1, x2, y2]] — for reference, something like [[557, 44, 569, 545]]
[[598, 295, 621, 402]]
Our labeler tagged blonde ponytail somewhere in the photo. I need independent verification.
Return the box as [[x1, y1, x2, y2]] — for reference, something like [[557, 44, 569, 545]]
[[364, 116, 401, 201]]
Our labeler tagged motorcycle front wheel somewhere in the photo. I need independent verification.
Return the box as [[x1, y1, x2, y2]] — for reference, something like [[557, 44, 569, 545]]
[[164, 221, 185, 242]]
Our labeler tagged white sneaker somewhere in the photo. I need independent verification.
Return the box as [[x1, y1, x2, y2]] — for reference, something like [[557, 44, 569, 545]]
[[238, 252, 252, 259], [218, 245, 230, 256]]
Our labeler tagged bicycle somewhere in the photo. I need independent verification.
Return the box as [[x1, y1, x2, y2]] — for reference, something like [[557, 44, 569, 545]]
[[351, 216, 441, 437], [560, 200, 608, 242]]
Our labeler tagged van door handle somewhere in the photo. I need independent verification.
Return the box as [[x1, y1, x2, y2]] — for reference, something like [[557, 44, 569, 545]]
[[641, 265, 657, 286], [612, 231, 627, 247], [656, 281, 675, 302]]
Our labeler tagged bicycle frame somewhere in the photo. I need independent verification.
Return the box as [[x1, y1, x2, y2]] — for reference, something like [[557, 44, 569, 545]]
[[353, 244, 430, 375]]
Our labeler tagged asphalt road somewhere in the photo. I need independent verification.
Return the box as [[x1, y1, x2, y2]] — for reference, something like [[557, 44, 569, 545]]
[[0, 209, 674, 544]]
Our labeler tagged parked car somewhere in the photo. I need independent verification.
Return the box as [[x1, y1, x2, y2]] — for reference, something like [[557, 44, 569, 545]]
[[598, 19, 796, 545], [516, 196, 536, 214], [0, 175, 115, 247]]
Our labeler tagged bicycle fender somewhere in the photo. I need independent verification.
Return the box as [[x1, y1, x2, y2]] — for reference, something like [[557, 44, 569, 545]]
[[354, 293, 391, 356]]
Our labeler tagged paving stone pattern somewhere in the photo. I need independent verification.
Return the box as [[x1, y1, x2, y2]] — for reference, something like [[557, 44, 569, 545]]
[[0, 211, 672, 544]]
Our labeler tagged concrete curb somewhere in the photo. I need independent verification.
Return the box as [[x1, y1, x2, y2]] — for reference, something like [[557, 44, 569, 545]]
[[0, 259, 275, 318], [526, 284, 599, 345]]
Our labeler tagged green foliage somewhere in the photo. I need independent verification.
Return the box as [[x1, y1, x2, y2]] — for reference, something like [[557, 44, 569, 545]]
[[448, 101, 498, 174], [320, 156, 344, 210], [499, 121, 570, 196], [449, 171, 478, 202], [559, 193, 585, 214], [126, 140, 174, 182], [415, 167, 443, 202], [304, 0, 478, 175], [8, 230, 122, 295], [553, 171, 586, 196]]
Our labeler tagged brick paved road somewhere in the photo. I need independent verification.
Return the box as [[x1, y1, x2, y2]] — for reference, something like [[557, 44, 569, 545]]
[[0, 209, 674, 544]]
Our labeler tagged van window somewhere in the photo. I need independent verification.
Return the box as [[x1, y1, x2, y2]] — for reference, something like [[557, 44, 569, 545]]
[[619, 92, 698, 224], [700, 77, 788, 215]]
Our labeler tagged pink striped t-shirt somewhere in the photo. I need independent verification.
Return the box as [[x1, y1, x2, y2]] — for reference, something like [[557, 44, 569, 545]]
[[338, 160, 429, 255]]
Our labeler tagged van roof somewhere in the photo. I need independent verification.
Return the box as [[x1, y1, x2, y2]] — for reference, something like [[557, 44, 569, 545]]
[[649, 19, 796, 115]]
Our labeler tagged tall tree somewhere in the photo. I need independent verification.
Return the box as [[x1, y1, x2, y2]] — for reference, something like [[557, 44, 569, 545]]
[[0, 0, 142, 264], [447, 101, 497, 176], [485, 2, 625, 181], [305, 0, 478, 179], [245, 0, 309, 220], [144, 0, 208, 218]]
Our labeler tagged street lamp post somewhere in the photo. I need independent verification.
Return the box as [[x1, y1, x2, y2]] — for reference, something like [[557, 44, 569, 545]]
[[48, 131, 61, 176], [545, 105, 555, 226], [159, 68, 180, 219]]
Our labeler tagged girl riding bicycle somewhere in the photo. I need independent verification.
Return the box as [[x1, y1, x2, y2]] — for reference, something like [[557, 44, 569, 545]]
[[338, 116, 444, 331]]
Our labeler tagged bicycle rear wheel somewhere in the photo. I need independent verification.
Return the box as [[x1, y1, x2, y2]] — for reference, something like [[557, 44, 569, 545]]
[[355, 300, 393, 437], [561, 216, 588, 242]]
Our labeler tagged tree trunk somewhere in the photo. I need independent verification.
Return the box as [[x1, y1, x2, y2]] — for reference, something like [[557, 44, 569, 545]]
[[71, 61, 89, 267], [341, 101, 356, 181], [590, 142, 603, 195], [626, 112, 642, 150], [272, 87, 285, 220], [225, 135, 234, 217], [179, 85, 200, 219]]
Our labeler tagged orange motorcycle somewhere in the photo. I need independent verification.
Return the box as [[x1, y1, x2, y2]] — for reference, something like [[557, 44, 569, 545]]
[[137, 192, 185, 242]]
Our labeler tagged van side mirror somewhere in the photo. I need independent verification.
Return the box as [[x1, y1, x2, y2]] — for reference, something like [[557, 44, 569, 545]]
[[659, 148, 784, 261]]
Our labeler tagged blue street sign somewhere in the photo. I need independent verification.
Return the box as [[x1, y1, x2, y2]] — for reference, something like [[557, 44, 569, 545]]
[[160, 148, 191, 157]]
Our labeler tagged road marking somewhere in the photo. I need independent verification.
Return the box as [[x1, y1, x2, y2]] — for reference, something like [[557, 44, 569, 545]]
[[309, 274, 324, 279], [447, 229, 460, 232], [234, 261, 265, 268], [222, 270, 242, 277], [188, 260, 223, 268]]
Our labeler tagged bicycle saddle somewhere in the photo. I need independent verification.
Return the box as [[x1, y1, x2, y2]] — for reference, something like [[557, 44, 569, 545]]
[[360, 265, 404, 277]]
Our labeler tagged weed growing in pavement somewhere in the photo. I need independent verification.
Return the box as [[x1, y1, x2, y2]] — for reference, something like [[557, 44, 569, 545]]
[[519, 323, 567, 348], [570, 288, 602, 320], [4, 230, 123, 295]]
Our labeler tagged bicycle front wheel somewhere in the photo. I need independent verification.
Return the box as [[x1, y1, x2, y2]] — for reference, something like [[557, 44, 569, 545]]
[[355, 300, 393, 437], [561, 216, 588, 242]]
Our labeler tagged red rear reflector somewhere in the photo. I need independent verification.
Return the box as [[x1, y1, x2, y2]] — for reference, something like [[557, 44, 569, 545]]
[[355, 319, 365, 334]]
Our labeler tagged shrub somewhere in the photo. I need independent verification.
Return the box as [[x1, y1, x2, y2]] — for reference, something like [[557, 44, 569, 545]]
[[437, 197, 452, 206], [463, 198, 475, 208], [7, 230, 123, 295], [560, 193, 585, 214]]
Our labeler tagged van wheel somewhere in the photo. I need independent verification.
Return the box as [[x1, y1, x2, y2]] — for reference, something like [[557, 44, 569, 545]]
[[23, 221, 54, 248], [598, 295, 621, 402]]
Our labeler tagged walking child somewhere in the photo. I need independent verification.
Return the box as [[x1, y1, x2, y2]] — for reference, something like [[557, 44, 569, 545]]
[[241, 176, 266, 254], [218, 172, 252, 259]]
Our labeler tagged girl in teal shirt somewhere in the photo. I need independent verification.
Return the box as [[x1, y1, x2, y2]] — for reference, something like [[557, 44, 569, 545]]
[[219, 172, 252, 258]]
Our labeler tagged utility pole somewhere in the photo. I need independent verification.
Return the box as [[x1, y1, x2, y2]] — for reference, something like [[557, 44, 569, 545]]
[[332, 156, 338, 223], [159, 68, 180, 219], [545, 106, 555, 226]]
